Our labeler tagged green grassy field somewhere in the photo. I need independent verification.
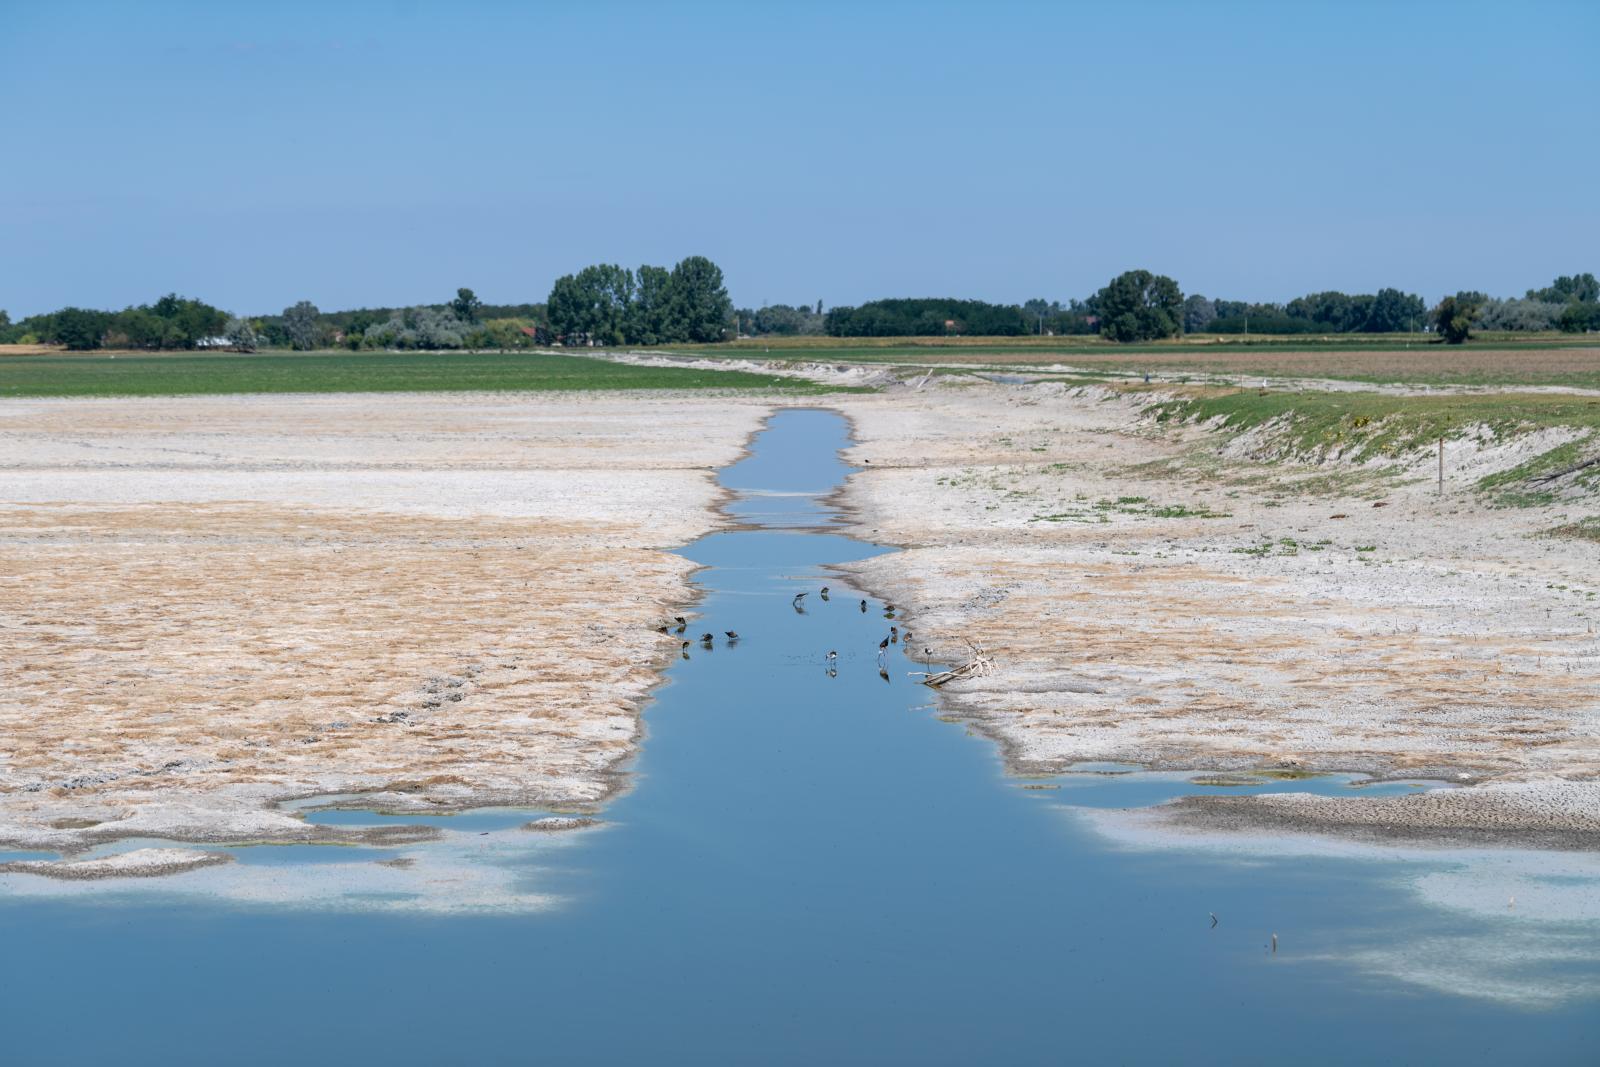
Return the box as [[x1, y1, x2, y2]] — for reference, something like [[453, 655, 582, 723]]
[[0, 349, 859, 398]]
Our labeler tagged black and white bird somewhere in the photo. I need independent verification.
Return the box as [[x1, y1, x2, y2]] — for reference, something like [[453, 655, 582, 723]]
[[820, 586, 830, 600], [724, 631, 740, 642], [826, 650, 838, 665], [792, 592, 807, 606], [859, 599, 868, 612]]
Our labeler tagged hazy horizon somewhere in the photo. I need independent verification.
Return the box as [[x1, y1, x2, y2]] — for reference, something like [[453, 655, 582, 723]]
[[3, 0, 1596, 319]]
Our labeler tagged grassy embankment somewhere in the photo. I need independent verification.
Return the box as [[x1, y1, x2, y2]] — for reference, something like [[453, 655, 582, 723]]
[[1147, 387, 1600, 510], [0, 349, 861, 398]]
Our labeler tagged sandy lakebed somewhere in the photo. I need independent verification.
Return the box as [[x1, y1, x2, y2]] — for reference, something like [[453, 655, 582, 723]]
[[1, 379, 1596, 877], [830, 380, 1600, 848], [0, 391, 774, 872]]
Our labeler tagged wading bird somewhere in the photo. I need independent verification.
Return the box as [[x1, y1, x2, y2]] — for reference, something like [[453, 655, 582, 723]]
[[680, 641, 691, 658], [820, 586, 830, 600], [890, 626, 898, 642], [674, 616, 687, 634], [859, 599, 868, 612], [878, 636, 891, 652], [792, 592, 807, 606], [1209, 913, 1218, 928], [700, 633, 714, 644], [724, 631, 740, 642], [901, 630, 913, 645], [826, 649, 838, 665]]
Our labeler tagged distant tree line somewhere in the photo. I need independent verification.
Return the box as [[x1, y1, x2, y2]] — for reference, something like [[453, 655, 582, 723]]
[[252, 290, 550, 351], [822, 298, 1036, 337], [1, 294, 231, 350], [545, 256, 733, 345], [6, 268, 1598, 352], [732, 301, 825, 337]]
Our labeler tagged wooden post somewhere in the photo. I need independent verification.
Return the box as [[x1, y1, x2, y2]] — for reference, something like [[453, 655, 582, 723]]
[[1438, 436, 1444, 494]]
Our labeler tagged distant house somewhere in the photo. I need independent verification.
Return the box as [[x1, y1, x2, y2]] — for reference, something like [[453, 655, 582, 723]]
[[195, 336, 231, 348]]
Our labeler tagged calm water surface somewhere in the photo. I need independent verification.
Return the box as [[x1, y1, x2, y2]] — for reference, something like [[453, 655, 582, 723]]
[[3, 409, 1596, 1064]]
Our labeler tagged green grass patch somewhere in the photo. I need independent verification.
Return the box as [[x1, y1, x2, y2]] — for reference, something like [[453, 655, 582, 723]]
[[1547, 516, 1600, 543], [1038, 496, 1229, 523], [1149, 389, 1600, 464], [0, 350, 863, 398], [1475, 438, 1600, 505], [1147, 503, 1231, 519]]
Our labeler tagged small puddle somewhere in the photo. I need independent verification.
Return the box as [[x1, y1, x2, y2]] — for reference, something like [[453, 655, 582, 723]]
[[2, 407, 1596, 1063]]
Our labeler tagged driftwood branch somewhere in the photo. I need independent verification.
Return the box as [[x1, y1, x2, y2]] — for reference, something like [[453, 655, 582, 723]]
[[920, 640, 994, 688], [1533, 453, 1600, 485]]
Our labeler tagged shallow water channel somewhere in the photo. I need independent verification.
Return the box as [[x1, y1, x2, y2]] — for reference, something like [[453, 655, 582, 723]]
[[4, 409, 1598, 1064]]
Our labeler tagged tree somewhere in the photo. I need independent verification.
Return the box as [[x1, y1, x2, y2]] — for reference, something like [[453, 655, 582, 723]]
[[1095, 270, 1183, 342], [823, 298, 1027, 337], [282, 301, 321, 350], [1365, 288, 1426, 333], [362, 313, 415, 349], [412, 306, 470, 348], [547, 264, 634, 345], [1286, 291, 1359, 331], [1475, 297, 1562, 331], [664, 255, 733, 343], [1182, 295, 1216, 333], [752, 303, 823, 336], [1557, 302, 1600, 333], [478, 318, 538, 348], [1527, 273, 1599, 305], [1431, 295, 1477, 344], [450, 287, 482, 322], [629, 265, 672, 344], [225, 316, 260, 353], [52, 307, 111, 350]]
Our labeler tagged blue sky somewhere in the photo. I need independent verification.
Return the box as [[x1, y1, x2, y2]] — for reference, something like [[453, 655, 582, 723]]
[[2, 0, 1596, 317]]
